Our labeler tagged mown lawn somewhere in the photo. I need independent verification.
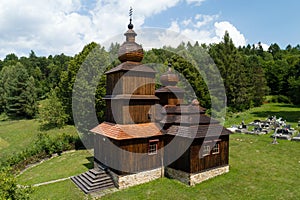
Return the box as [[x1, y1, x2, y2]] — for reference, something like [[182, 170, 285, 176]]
[[10, 103, 300, 199], [29, 179, 86, 200], [17, 150, 93, 185], [0, 119, 78, 162], [23, 133, 300, 200], [101, 134, 300, 200]]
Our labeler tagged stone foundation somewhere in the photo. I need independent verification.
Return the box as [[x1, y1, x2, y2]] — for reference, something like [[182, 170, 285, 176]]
[[108, 168, 163, 189], [165, 165, 229, 186]]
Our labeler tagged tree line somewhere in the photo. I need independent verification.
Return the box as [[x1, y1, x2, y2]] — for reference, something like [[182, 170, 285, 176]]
[[0, 32, 299, 127]]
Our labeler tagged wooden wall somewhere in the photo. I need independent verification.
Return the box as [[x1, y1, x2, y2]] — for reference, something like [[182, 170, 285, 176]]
[[189, 135, 229, 173], [165, 135, 229, 173], [94, 135, 164, 174], [105, 100, 156, 124], [106, 71, 155, 95]]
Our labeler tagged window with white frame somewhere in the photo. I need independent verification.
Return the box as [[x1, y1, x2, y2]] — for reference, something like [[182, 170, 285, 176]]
[[212, 143, 220, 154], [148, 140, 158, 155], [202, 145, 210, 156]]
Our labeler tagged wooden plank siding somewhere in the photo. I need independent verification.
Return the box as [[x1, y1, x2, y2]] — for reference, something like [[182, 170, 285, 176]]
[[106, 71, 155, 96], [94, 135, 164, 174], [105, 100, 156, 124], [123, 73, 155, 95], [165, 135, 229, 173], [190, 135, 229, 173], [163, 136, 191, 171]]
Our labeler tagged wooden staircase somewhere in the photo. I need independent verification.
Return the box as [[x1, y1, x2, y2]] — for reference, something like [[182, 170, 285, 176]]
[[71, 168, 115, 194]]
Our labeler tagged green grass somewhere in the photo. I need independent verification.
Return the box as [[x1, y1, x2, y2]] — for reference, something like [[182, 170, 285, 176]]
[[17, 150, 93, 185], [225, 103, 300, 127], [24, 134, 300, 200], [10, 103, 300, 199], [101, 134, 300, 200], [29, 179, 86, 200], [0, 119, 78, 162]]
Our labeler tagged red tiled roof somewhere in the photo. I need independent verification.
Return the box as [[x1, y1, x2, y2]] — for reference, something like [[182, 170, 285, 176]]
[[90, 122, 163, 140]]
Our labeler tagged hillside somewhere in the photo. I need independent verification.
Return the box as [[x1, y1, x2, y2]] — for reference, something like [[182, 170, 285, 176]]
[[2, 103, 297, 199]]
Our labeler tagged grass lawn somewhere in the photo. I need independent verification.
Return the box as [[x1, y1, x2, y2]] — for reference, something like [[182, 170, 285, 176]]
[[29, 179, 86, 200], [17, 150, 93, 185], [21, 134, 300, 200], [0, 119, 78, 162], [101, 134, 300, 200], [10, 103, 300, 199]]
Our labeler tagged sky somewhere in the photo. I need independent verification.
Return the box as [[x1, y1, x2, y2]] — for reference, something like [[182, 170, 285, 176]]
[[0, 0, 299, 59]]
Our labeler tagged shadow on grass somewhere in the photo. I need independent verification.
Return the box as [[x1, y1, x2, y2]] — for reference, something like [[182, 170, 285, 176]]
[[276, 104, 300, 108], [83, 156, 94, 169], [252, 110, 300, 123]]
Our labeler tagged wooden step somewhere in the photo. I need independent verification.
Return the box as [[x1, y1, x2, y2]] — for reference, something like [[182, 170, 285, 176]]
[[71, 168, 115, 194]]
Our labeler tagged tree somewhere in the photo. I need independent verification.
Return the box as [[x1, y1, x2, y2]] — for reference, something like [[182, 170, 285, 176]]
[[38, 89, 68, 129], [246, 55, 268, 106], [209, 31, 251, 111], [0, 63, 37, 118], [57, 42, 110, 126]]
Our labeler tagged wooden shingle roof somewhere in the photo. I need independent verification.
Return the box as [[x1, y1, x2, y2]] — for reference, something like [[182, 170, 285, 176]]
[[105, 61, 155, 74], [91, 122, 163, 140], [166, 124, 231, 138]]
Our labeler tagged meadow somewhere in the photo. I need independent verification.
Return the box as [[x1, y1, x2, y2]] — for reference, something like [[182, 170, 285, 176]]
[[1, 103, 299, 199]]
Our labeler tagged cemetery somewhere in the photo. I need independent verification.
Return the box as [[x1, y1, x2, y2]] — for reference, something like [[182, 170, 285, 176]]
[[228, 115, 299, 141]]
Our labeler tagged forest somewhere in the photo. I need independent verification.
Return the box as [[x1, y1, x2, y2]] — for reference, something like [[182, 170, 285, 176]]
[[0, 32, 299, 129]]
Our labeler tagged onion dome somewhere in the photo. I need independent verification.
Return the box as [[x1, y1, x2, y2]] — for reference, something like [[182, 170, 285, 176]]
[[160, 63, 179, 86], [118, 17, 144, 62]]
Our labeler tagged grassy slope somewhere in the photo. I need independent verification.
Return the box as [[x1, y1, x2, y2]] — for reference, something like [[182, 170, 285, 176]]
[[29, 180, 86, 200], [0, 119, 77, 161], [10, 103, 300, 199], [17, 150, 93, 185]]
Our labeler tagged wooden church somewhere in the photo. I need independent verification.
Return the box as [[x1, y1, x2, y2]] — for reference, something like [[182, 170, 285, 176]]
[[72, 13, 230, 193]]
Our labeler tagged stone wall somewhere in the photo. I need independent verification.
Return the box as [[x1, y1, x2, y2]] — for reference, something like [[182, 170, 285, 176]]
[[165, 165, 229, 186], [108, 168, 163, 189], [190, 165, 229, 186]]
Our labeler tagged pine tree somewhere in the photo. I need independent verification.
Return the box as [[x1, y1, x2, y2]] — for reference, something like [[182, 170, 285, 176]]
[[0, 63, 38, 118], [209, 31, 251, 111]]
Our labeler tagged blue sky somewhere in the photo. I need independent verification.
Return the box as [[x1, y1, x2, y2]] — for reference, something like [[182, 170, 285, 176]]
[[0, 0, 299, 59]]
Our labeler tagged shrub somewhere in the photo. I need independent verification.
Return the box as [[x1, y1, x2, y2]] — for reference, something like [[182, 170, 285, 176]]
[[268, 95, 291, 104], [0, 133, 84, 172], [0, 167, 32, 200]]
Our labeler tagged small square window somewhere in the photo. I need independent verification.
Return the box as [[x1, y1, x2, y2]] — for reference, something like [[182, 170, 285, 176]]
[[212, 143, 219, 154], [148, 140, 158, 155], [202, 145, 210, 156]]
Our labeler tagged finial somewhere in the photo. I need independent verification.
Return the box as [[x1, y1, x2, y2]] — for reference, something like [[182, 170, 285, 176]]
[[128, 7, 134, 29]]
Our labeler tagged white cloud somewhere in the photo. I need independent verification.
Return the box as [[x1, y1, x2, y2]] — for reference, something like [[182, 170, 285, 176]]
[[0, 0, 248, 59], [168, 21, 180, 32], [255, 43, 269, 51], [214, 21, 247, 47], [186, 0, 206, 6], [0, 0, 180, 59], [159, 14, 247, 48]]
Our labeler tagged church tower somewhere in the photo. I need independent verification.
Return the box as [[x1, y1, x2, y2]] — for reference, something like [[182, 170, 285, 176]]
[[104, 15, 158, 124]]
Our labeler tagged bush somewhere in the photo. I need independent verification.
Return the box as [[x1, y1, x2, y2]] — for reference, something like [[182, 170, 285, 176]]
[[268, 95, 291, 104], [0, 133, 84, 172], [0, 167, 32, 200]]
